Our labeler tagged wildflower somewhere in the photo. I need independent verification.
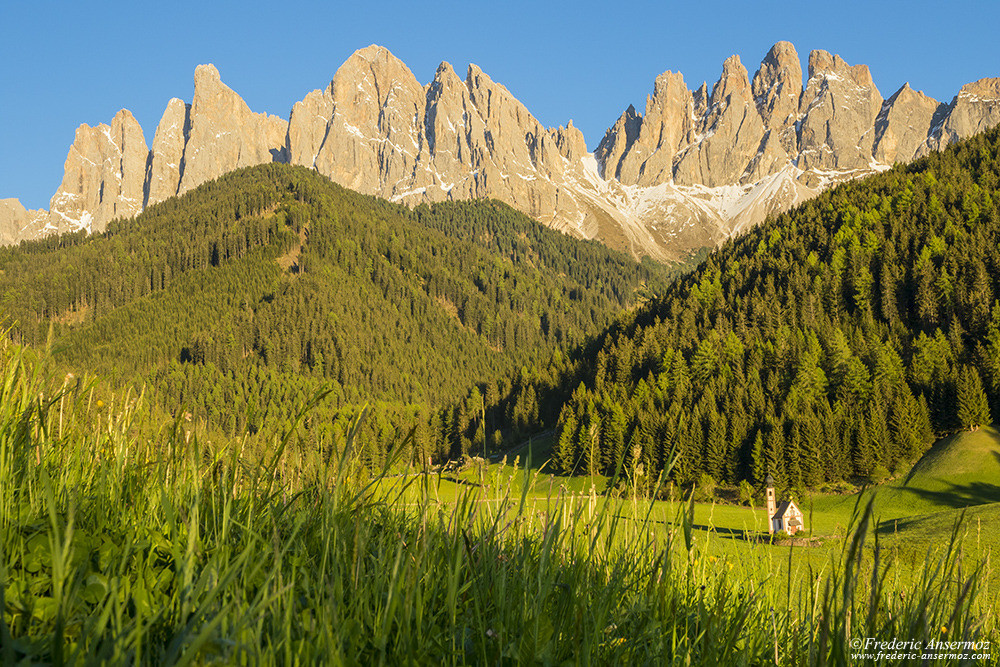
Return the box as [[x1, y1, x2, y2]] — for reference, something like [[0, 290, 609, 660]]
[[941, 626, 948, 634]]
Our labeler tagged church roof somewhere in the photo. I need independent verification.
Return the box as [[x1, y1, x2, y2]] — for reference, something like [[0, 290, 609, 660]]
[[773, 500, 802, 520]]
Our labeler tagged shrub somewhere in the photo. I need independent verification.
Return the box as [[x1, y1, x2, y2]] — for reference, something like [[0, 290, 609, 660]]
[[738, 479, 754, 506], [695, 473, 717, 501], [869, 465, 890, 484]]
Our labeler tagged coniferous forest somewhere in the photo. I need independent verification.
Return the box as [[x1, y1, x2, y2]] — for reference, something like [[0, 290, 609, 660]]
[[538, 126, 1000, 492], [0, 165, 675, 466], [3, 127, 1000, 493]]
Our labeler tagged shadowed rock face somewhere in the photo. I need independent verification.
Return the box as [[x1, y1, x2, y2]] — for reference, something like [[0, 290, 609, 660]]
[[6, 43, 1000, 261]]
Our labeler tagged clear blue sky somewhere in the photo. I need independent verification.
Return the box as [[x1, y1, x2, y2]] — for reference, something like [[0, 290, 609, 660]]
[[3, 0, 998, 210]]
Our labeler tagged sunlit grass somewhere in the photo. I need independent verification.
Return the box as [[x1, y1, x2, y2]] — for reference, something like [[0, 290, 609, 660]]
[[1, 340, 997, 664]]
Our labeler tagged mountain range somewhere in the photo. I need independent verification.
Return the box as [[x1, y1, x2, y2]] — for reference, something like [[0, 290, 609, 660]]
[[2, 42, 998, 259]]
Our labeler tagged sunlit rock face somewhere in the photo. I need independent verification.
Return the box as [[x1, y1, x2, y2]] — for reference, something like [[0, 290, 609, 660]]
[[7, 44, 1000, 262]]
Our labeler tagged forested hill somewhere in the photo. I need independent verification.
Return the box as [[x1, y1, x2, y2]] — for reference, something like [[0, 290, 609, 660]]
[[531, 126, 1000, 492], [0, 164, 672, 450]]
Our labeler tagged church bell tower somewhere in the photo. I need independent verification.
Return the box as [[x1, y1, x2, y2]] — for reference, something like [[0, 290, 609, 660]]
[[765, 473, 776, 534]]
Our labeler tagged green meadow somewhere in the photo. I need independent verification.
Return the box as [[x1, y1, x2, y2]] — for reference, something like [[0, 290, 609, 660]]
[[396, 426, 1000, 598], [2, 342, 997, 664]]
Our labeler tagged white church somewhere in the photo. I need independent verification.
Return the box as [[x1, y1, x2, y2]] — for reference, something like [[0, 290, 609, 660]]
[[765, 473, 804, 536]]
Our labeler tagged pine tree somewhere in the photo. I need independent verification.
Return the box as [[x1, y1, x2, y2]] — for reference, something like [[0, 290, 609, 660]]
[[553, 404, 577, 475], [852, 417, 876, 478], [799, 416, 824, 487], [764, 421, 785, 484], [785, 425, 803, 488]]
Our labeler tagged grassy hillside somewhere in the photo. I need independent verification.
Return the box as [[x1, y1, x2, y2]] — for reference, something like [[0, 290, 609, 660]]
[[906, 426, 1000, 482]]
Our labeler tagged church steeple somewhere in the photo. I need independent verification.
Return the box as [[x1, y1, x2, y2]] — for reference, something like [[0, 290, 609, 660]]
[[765, 473, 776, 534]]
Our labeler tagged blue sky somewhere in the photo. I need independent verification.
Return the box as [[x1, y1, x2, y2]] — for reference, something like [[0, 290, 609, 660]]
[[3, 0, 998, 210]]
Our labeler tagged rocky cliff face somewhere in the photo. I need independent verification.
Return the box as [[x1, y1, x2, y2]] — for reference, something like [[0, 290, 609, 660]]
[[28, 66, 288, 236], [145, 98, 189, 206], [920, 78, 1000, 155], [175, 64, 288, 195], [5, 43, 1000, 262], [43, 109, 149, 236], [0, 199, 47, 245], [872, 84, 946, 164]]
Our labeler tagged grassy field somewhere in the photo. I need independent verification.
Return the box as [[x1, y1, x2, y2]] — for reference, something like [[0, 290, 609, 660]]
[[395, 426, 1000, 599], [2, 343, 998, 664]]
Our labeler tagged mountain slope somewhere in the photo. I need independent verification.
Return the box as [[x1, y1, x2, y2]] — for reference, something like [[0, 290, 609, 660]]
[[499, 126, 1000, 490], [3, 44, 998, 262], [0, 163, 670, 448]]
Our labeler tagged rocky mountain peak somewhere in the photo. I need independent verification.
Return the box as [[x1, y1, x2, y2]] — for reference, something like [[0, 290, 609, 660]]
[[672, 54, 767, 187], [146, 97, 190, 206], [45, 107, 148, 235], [692, 82, 709, 117], [177, 63, 288, 195], [752, 41, 802, 128], [958, 77, 1000, 101], [921, 77, 1000, 155], [6, 43, 1000, 264], [609, 70, 693, 186], [335, 44, 421, 94], [872, 83, 943, 164], [807, 49, 875, 89], [314, 46, 425, 194], [433, 60, 457, 81], [193, 63, 221, 86], [798, 50, 882, 169], [0, 198, 46, 245], [594, 104, 642, 179], [652, 70, 686, 100], [711, 55, 752, 106], [465, 62, 534, 129], [554, 120, 588, 163]]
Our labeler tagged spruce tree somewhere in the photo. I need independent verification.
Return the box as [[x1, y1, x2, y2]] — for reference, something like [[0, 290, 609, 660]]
[[750, 432, 766, 485], [957, 366, 992, 430], [554, 410, 578, 475], [703, 410, 726, 481]]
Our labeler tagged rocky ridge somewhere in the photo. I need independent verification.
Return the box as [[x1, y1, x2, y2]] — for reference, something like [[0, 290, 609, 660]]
[[4, 43, 999, 261]]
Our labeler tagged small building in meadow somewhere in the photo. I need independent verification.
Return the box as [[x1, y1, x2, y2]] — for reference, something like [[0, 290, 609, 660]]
[[764, 474, 805, 536]]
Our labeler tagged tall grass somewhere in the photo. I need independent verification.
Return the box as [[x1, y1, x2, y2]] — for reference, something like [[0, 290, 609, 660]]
[[1, 339, 996, 664]]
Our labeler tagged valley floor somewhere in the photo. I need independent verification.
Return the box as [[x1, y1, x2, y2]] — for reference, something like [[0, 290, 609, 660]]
[[384, 427, 1000, 599]]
